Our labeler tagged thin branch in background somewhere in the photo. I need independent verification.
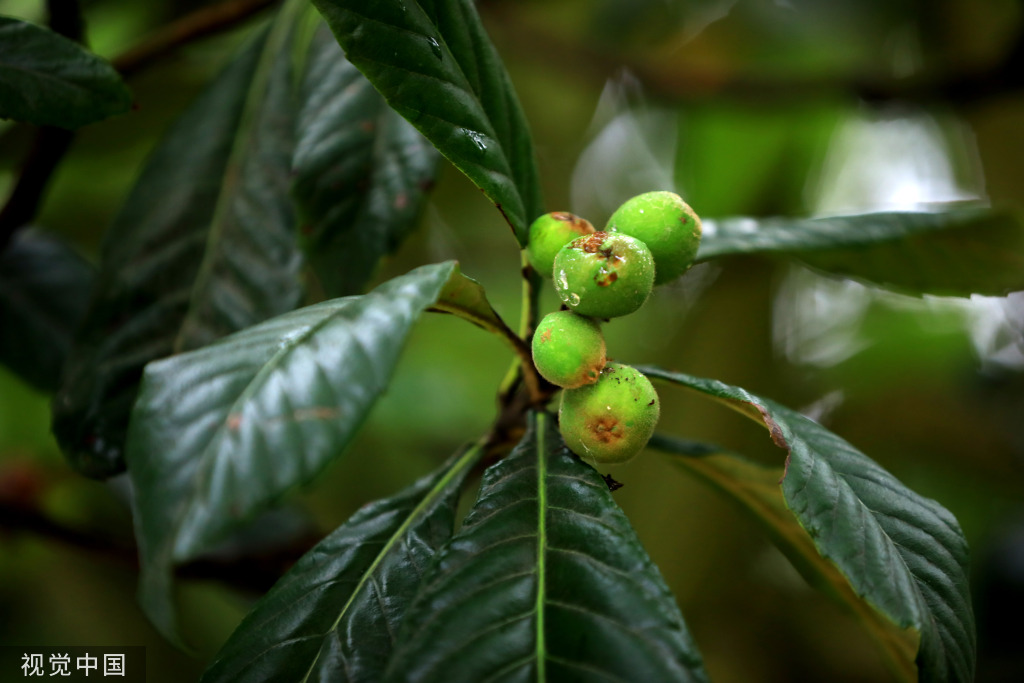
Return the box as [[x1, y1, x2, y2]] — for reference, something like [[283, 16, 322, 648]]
[[0, 128, 74, 251], [0, 0, 83, 252], [46, 0, 83, 42], [0, 0, 281, 252], [481, 2, 1024, 108], [0, 499, 318, 593], [0, 500, 137, 568], [112, 0, 280, 76]]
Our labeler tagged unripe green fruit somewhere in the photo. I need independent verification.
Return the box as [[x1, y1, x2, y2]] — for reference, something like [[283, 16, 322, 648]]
[[532, 311, 606, 388], [559, 363, 659, 465], [553, 231, 655, 318], [527, 212, 596, 278], [606, 191, 702, 285]]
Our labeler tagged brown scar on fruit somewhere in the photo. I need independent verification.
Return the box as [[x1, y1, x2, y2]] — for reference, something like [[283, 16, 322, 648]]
[[595, 270, 618, 287], [540, 329, 552, 343], [588, 416, 622, 443], [579, 232, 608, 253], [553, 212, 594, 234]]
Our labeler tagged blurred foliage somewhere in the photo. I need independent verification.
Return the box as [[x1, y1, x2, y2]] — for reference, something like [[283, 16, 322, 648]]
[[2, 0, 1023, 681]]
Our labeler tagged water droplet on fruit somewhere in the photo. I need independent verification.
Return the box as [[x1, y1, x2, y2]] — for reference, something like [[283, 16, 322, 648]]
[[568, 293, 581, 306]]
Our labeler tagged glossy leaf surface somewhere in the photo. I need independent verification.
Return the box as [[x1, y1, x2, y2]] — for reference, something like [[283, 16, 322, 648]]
[[312, 0, 544, 244], [642, 367, 975, 682], [53, 24, 304, 478], [383, 412, 708, 682], [128, 262, 457, 641], [202, 443, 482, 682], [649, 434, 919, 682], [293, 23, 440, 297], [0, 230, 94, 392], [698, 207, 1024, 296], [0, 16, 131, 128], [429, 263, 515, 338]]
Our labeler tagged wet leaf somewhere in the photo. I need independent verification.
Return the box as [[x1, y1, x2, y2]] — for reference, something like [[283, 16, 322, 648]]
[[202, 443, 482, 683], [0, 230, 93, 392], [0, 16, 131, 128], [643, 367, 975, 682], [312, 0, 544, 244], [383, 412, 708, 682], [53, 22, 304, 478], [293, 23, 440, 297], [128, 262, 456, 642], [698, 207, 1024, 296]]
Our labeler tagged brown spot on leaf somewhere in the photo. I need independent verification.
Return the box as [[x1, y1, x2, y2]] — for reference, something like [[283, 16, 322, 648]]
[[756, 407, 788, 449], [227, 414, 243, 431], [394, 193, 408, 210], [291, 407, 341, 422]]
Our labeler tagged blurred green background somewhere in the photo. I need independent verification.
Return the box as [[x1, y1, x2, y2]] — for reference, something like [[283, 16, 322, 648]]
[[2, 0, 1023, 680]]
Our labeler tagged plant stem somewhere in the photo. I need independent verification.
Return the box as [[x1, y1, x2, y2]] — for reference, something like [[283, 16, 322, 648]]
[[0, 0, 82, 252], [111, 0, 281, 76], [0, 0, 280, 253], [0, 128, 74, 252], [481, 2, 1024, 107], [498, 253, 549, 407], [0, 498, 317, 593]]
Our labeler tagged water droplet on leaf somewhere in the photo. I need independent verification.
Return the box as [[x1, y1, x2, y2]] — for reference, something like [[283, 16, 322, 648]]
[[463, 129, 487, 151], [428, 37, 442, 59]]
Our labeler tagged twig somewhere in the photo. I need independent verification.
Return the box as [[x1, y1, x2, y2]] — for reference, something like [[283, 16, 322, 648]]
[[0, 128, 74, 251], [111, 0, 280, 77], [0, 0, 282, 251], [480, 2, 1024, 108], [0, 499, 317, 593], [0, 0, 83, 252], [46, 0, 83, 42]]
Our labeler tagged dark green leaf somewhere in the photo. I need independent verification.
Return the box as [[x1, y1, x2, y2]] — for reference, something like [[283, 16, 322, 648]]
[[202, 443, 483, 683], [429, 263, 514, 336], [293, 23, 440, 297], [383, 412, 708, 682], [53, 21, 305, 478], [0, 16, 132, 128], [649, 434, 919, 682], [698, 207, 1024, 296], [311, 0, 544, 245], [0, 230, 94, 392], [642, 367, 975, 683], [127, 262, 457, 642]]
